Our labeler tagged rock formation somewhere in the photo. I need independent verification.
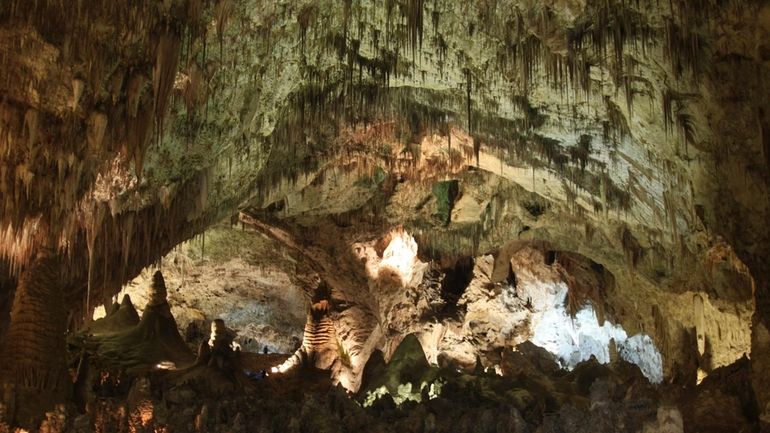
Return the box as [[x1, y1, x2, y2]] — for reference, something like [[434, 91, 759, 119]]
[[0, 0, 768, 431]]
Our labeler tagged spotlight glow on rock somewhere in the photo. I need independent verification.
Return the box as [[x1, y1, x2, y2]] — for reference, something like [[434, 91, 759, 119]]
[[529, 283, 664, 383], [378, 229, 419, 285]]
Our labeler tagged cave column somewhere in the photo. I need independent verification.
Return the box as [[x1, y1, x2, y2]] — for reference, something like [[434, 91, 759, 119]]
[[0, 252, 71, 428]]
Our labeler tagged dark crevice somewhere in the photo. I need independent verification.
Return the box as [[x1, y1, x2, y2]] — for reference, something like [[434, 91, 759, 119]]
[[545, 250, 556, 266], [506, 262, 517, 288], [440, 256, 474, 308]]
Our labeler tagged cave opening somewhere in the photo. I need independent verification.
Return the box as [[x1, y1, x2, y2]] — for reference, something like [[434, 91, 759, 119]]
[[439, 255, 474, 308], [112, 222, 308, 356]]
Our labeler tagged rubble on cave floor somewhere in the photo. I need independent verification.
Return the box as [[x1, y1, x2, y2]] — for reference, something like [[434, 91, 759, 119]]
[[0, 268, 754, 433], [28, 347, 752, 433], [19, 321, 758, 433]]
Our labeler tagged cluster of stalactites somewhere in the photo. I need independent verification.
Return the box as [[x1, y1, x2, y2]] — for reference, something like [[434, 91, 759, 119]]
[[288, 0, 719, 121], [254, 0, 730, 214], [0, 0, 217, 281]]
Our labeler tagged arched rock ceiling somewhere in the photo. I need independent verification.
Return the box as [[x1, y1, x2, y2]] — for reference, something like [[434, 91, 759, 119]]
[[0, 0, 769, 418]]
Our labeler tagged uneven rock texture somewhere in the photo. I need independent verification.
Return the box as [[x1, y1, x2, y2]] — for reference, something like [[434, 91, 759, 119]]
[[3, 329, 760, 433], [252, 221, 750, 390], [0, 0, 769, 429], [116, 223, 310, 353]]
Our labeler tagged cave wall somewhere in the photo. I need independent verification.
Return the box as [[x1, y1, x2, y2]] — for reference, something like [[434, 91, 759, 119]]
[[1, 0, 766, 317], [118, 223, 311, 354], [242, 161, 755, 393]]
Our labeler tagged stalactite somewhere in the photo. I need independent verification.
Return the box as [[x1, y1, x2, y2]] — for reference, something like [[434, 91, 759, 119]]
[[297, 4, 315, 56], [84, 203, 105, 317], [126, 73, 148, 118], [693, 293, 706, 356], [22, 109, 38, 154], [676, 110, 696, 157], [405, 0, 425, 57], [0, 218, 45, 275], [620, 225, 643, 269], [342, 0, 352, 41], [465, 69, 473, 136], [603, 96, 630, 145], [129, 108, 153, 178], [86, 112, 108, 152], [183, 62, 204, 115], [186, 0, 204, 47], [215, 0, 232, 61], [664, 7, 707, 80], [652, 304, 670, 361], [71, 78, 85, 111], [152, 28, 181, 143], [121, 212, 134, 277], [662, 88, 699, 147]]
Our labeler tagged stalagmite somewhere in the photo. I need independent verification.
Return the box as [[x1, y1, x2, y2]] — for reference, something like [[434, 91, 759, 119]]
[[147, 270, 168, 307], [0, 254, 69, 428]]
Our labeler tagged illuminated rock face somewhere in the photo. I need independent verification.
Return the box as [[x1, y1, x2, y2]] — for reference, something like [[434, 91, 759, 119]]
[[272, 229, 673, 389], [229, 220, 750, 397], [379, 230, 420, 287], [529, 283, 663, 383]]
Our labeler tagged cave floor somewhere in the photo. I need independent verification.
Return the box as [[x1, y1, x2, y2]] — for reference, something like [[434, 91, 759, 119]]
[[48, 348, 756, 433]]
